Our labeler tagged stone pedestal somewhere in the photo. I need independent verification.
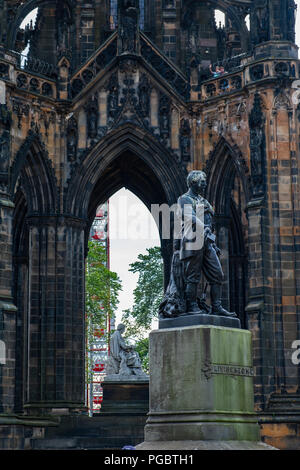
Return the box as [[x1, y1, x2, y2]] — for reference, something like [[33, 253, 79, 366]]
[[159, 313, 241, 330], [101, 378, 149, 415], [137, 325, 265, 450], [98, 378, 149, 449], [28, 379, 149, 450]]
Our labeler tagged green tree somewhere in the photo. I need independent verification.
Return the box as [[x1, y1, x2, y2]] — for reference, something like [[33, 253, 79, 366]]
[[121, 246, 164, 371], [86, 240, 122, 326], [86, 240, 122, 379]]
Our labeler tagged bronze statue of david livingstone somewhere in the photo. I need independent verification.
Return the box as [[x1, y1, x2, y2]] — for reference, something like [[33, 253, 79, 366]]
[[159, 170, 237, 319]]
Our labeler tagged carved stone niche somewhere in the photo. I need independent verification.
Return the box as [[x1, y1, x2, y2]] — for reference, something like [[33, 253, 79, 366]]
[[231, 75, 242, 90], [0, 63, 9, 80], [119, 0, 139, 54], [206, 83, 216, 97], [249, 64, 264, 82], [274, 62, 289, 76], [66, 116, 78, 162], [85, 94, 99, 140], [248, 93, 266, 198], [159, 94, 170, 141], [0, 104, 11, 184], [0, 104, 12, 130], [138, 73, 150, 118], [180, 117, 192, 162], [0, 129, 10, 176], [106, 72, 119, 122]]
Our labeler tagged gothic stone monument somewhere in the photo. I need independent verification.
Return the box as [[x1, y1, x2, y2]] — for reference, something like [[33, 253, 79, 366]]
[[137, 171, 272, 450], [0, 0, 299, 450]]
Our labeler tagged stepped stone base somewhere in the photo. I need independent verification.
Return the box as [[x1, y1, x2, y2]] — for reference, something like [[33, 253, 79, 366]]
[[30, 380, 149, 450], [159, 313, 241, 330], [101, 379, 149, 415], [136, 440, 277, 450]]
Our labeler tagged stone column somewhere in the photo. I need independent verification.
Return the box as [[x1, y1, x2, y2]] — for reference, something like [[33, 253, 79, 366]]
[[0, 195, 17, 415], [252, 0, 298, 59], [0, 1, 4, 46], [57, 57, 71, 101], [24, 216, 86, 413], [246, 198, 275, 412]]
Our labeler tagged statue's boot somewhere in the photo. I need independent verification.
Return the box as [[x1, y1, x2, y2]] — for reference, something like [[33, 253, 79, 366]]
[[210, 284, 237, 317], [185, 283, 201, 314]]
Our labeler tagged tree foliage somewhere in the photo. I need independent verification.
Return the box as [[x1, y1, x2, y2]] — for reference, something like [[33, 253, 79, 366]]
[[121, 246, 164, 370], [134, 337, 150, 373], [86, 240, 122, 338], [85, 240, 122, 383]]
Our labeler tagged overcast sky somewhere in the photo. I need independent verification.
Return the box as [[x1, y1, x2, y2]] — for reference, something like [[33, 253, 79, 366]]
[[109, 189, 160, 325]]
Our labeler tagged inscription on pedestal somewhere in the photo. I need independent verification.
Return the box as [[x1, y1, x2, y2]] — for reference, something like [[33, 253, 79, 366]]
[[211, 364, 254, 377], [202, 362, 254, 380]]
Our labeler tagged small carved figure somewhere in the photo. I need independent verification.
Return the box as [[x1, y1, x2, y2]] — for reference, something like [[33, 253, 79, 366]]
[[180, 118, 191, 161], [255, 0, 269, 43], [86, 96, 99, 139], [119, 0, 139, 54], [66, 116, 78, 162], [57, 4, 70, 52], [0, 130, 10, 173], [138, 74, 150, 117], [106, 324, 147, 377], [107, 73, 119, 119], [159, 95, 170, 140], [249, 93, 266, 197], [287, 0, 297, 42]]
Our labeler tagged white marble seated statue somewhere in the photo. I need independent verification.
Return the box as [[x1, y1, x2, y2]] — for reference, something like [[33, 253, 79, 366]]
[[106, 323, 147, 378]]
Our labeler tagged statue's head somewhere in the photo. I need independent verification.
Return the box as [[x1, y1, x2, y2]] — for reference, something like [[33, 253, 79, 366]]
[[117, 323, 126, 333], [187, 170, 207, 195]]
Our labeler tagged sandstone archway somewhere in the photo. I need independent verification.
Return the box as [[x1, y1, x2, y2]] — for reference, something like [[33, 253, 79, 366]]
[[205, 138, 250, 326], [12, 124, 187, 413]]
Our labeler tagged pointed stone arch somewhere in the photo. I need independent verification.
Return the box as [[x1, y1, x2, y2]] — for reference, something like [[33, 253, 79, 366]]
[[205, 136, 250, 213], [10, 130, 59, 215], [65, 123, 187, 287], [65, 123, 187, 220], [11, 131, 60, 412], [204, 137, 250, 327]]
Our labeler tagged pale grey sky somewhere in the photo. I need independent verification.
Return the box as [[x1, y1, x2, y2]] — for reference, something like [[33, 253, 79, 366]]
[[109, 189, 160, 325]]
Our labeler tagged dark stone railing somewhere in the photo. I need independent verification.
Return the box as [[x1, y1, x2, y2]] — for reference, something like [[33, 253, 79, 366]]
[[13, 51, 56, 78], [211, 52, 249, 74]]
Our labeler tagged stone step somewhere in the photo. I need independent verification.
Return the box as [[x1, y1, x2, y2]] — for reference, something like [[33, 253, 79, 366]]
[[30, 435, 143, 450], [31, 438, 78, 450], [45, 415, 146, 438], [45, 422, 145, 439]]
